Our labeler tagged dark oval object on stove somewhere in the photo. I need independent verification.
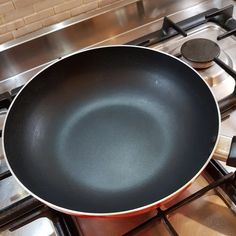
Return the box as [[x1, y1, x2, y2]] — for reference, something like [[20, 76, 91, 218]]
[[3, 46, 222, 217], [181, 38, 220, 63]]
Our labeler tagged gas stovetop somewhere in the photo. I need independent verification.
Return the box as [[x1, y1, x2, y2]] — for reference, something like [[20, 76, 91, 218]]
[[1, 1, 236, 236]]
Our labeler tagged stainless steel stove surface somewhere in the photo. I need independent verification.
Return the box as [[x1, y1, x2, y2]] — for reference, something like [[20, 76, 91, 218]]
[[1, 0, 236, 235]]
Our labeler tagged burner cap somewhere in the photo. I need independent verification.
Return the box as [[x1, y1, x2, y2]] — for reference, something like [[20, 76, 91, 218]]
[[181, 38, 220, 63]]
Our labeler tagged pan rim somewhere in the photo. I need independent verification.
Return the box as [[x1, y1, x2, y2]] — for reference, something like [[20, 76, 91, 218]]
[[2, 44, 221, 217]]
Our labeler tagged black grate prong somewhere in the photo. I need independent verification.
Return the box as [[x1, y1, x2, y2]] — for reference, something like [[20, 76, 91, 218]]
[[158, 209, 178, 236], [128, 5, 236, 47], [0, 170, 12, 181], [162, 17, 187, 37], [205, 5, 233, 20], [165, 172, 235, 214], [217, 28, 236, 40], [0, 92, 12, 109]]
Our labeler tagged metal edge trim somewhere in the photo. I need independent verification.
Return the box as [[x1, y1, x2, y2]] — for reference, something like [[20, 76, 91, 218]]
[[2, 45, 221, 217]]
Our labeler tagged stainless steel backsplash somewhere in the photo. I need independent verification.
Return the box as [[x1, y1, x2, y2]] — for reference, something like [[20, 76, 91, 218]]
[[0, 0, 232, 89]]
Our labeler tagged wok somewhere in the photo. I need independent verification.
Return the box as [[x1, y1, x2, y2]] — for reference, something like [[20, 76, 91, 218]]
[[3, 46, 236, 217]]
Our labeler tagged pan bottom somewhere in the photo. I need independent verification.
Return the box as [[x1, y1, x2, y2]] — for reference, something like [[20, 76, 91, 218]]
[[56, 103, 168, 192]]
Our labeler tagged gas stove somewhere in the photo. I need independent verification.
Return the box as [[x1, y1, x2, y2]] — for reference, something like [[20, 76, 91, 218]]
[[1, 0, 236, 235]]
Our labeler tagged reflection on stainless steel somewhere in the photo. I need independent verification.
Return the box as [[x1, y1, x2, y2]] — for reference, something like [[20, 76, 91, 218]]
[[215, 185, 236, 213], [0, 176, 29, 209], [214, 135, 232, 162], [0, 0, 206, 82], [1, 218, 56, 236], [169, 194, 236, 236], [220, 113, 236, 173], [164, 175, 236, 236], [0, 153, 8, 176], [0, 113, 7, 168], [76, 215, 170, 236], [0, 60, 58, 94]]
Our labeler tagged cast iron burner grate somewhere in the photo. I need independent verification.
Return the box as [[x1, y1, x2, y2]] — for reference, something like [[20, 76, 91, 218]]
[[127, 5, 236, 47], [0, 196, 80, 236], [123, 162, 236, 236]]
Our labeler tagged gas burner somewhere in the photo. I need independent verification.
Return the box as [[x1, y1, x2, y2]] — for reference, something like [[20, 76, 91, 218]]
[[181, 38, 220, 69], [176, 38, 234, 87], [169, 45, 234, 87]]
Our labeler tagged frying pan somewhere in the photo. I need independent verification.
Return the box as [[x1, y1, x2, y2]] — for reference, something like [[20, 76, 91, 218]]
[[3, 45, 236, 217]]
